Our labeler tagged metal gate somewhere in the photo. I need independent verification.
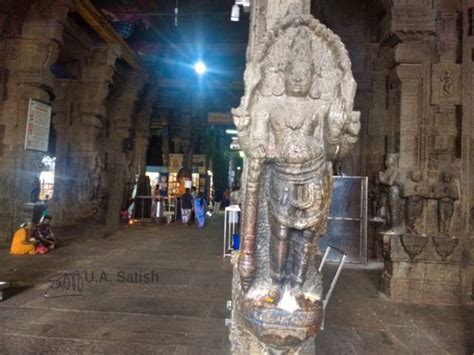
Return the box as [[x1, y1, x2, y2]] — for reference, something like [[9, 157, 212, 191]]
[[319, 176, 368, 264]]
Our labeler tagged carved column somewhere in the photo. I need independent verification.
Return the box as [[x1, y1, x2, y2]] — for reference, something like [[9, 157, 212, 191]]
[[461, 1, 474, 303], [161, 125, 170, 167], [180, 111, 193, 178], [0, 0, 71, 238], [48, 44, 122, 224], [133, 87, 156, 175], [105, 72, 144, 230], [378, 1, 469, 305], [79, 44, 121, 200], [230, 1, 361, 353], [247, 0, 310, 59], [51, 80, 80, 214]]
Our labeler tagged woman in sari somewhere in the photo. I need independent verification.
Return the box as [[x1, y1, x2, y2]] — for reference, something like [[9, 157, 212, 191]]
[[194, 192, 207, 228], [10, 222, 36, 255]]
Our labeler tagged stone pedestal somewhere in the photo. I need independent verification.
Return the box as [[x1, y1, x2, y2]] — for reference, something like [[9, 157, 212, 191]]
[[230, 254, 316, 355], [380, 233, 463, 304]]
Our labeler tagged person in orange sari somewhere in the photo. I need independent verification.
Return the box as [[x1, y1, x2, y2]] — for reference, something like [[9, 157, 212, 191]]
[[10, 222, 36, 255]]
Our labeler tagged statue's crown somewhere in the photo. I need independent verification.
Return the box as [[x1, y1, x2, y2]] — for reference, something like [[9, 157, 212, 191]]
[[288, 28, 312, 66]]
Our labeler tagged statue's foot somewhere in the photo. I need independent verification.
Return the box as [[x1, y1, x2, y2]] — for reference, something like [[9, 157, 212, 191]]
[[294, 293, 315, 310]]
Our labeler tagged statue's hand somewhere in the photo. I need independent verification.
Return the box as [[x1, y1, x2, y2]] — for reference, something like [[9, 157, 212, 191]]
[[232, 107, 251, 130], [248, 144, 267, 160], [327, 97, 347, 134], [345, 111, 361, 137]]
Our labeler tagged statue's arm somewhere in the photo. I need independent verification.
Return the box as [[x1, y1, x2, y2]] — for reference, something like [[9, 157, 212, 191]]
[[324, 97, 360, 160], [232, 104, 270, 160]]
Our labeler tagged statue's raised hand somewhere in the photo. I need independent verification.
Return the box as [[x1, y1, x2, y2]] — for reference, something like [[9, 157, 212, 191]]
[[345, 111, 361, 137], [327, 97, 347, 134]]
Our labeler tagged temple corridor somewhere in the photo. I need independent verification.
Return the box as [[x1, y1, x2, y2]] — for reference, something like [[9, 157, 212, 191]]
[[1, 0, 474, 353], [0, 216, 472, 354]]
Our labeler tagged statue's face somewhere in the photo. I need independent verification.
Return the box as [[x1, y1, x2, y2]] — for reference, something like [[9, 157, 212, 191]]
[[284, 62, 313, 97], [442, 173, 451, 183], [386, 155, 396, 168], [412, 171, 421, 182]]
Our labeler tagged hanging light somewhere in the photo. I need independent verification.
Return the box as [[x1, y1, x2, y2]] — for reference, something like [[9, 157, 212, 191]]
[[230, 4, 240, 22], [174, 0, 179, 26]]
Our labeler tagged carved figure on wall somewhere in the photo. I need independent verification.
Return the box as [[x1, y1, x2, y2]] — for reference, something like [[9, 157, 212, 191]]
[[401, 170, 428, 234], [435, 172, 459, 236], [378, 153, 402, 234], [89, 154, 105, 201], [231, 13, 359, 352], [440, 70, 454, 97]]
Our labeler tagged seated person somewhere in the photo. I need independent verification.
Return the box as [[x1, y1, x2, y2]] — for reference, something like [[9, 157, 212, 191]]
[[10, 222, 36, 255], [33, 215, 58, 251]]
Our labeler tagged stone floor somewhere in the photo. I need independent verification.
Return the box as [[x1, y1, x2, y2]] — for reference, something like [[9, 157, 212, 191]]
[[0, 215, 473, 354]]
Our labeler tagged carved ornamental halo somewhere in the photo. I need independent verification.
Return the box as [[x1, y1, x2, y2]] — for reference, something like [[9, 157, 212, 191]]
[[248, 15, 356, 108]]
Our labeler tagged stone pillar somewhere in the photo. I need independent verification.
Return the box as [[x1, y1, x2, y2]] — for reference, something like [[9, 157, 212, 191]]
[[461, 1, 474, 303], [161, 126, 170, 167], [247, 0, 310, 59], [180, 111, 193, 178], [133, 87, 156, 176], [0, 0, 71, 239], [105, 72, 144, 230], [48, 44, 122, 224], [51, 80, 80, 213], [230, 1, 360, 353], [378, 1, 470, 304]]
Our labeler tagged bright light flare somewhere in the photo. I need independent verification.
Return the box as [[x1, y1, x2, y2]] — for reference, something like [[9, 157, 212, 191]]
[[194, 61, 206, 75]]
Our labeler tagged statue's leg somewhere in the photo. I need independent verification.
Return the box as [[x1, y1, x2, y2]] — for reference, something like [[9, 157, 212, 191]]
[[239, 158, 263, 292], [269, 218, 290, 299], [439, 198, 454, 235], [291, 227, 317, 295], [388, 186, 401, 231]]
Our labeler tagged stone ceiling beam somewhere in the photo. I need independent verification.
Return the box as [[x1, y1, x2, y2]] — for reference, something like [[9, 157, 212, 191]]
[[74, 0, 150, 79]]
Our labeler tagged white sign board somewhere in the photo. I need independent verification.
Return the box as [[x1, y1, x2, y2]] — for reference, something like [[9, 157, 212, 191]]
[[25, 99, 52, 152]]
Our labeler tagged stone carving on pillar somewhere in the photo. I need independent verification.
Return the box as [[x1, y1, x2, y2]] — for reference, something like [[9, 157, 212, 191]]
[[89, 153, 105, 201], [431, 64, 461, 105], [435, 171, 459, 236], [230, 13, 360, 353], [431, 168, 460, 261], [378, 153, 403, 234], [401, 170, 429, 234]]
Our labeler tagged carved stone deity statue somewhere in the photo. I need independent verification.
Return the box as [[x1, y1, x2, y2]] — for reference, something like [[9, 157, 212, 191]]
[[230, 14, 359, 353], [435, 172, 459, 236], [401, 170, 429, 234], [378, 153, 402, 234]]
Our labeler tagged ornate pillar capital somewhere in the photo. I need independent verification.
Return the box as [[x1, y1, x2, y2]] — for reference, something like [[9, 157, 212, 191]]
[[22, 0, 73, 42]]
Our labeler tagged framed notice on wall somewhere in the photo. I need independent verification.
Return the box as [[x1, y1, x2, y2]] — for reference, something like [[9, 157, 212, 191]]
[[24, 99, 52, 152]]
